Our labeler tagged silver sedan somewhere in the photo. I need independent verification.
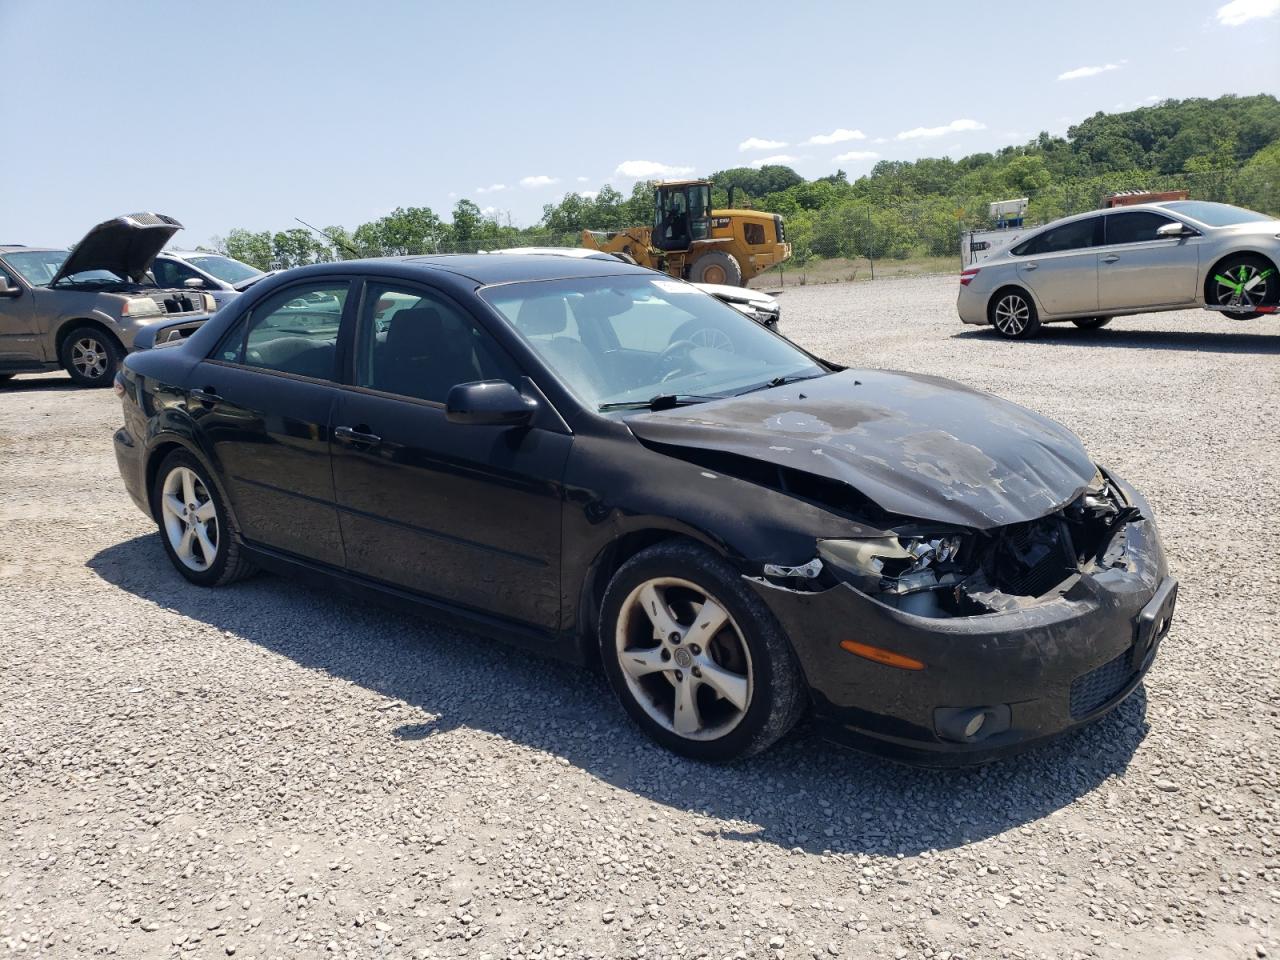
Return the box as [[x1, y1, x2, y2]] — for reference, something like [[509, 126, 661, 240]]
[[957, 200, 1280, 339]]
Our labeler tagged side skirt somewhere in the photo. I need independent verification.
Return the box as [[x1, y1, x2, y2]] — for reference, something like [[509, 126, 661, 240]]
[[239, 541, 586, 666]]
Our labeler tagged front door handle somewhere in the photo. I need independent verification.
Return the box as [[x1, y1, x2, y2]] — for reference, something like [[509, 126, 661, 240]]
[[1102, 255, 1120, 263], [334, 425, 382, 445], [1024, 262, 1038, 270], [190, 387, 222, 405]]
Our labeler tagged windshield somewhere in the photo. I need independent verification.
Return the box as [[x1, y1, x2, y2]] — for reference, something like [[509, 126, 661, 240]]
[[2, 250, 123, 287], [185, 254, 264, 284], [479, 275, 826, 411], [1158, 201, 1274, 227]]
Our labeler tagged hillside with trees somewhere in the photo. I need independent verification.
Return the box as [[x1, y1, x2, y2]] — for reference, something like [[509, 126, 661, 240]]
[[219, 94, 1280, 271]]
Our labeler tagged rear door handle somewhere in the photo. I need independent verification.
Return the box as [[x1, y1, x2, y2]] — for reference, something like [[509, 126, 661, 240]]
[[334, 425, 382, 445], [190, 387, 222, 404], [1102, 255, 1120, 263]]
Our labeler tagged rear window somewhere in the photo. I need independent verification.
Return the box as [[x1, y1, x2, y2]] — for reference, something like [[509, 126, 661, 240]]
[[1011, 217, 1100, 256]]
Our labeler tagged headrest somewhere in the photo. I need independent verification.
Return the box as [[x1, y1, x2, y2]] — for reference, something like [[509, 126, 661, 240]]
[[516, 296, 568, 336], [386, 307, 443, 356]]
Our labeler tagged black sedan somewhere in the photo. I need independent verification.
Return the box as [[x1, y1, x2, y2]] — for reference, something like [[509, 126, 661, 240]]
[[113, 254, 1176, 764]]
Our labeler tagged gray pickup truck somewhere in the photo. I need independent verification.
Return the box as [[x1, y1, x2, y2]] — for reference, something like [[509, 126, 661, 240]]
[[0, 213, 215, 387]]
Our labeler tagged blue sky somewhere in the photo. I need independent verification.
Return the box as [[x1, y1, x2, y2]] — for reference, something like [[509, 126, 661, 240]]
[[3, 0, 1277, 249]]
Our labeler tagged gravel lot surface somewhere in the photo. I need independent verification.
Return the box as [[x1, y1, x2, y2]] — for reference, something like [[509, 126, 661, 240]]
[[2, 275, 1278, 960]]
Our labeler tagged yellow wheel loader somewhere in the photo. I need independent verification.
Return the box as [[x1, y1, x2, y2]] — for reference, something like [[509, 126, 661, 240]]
[[581, 179, 790, 286]]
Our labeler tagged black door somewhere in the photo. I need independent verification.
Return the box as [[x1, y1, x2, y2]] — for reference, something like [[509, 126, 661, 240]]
[[190, 278, 352, 567], [330, 280, 571, 630]]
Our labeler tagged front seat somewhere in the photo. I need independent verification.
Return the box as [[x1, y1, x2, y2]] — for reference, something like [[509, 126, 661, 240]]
[[515, 296, 607, 398], [384, 307, 482, 402]]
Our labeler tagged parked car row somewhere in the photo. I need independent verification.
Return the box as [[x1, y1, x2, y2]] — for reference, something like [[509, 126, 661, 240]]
[[0, 218, 780, 388], [958, 200, 1280, 338]]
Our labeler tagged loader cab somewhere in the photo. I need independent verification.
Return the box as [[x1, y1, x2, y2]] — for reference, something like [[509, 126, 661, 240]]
[[653, 181, 712, 252]]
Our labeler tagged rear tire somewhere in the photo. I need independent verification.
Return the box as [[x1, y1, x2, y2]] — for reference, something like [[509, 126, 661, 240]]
[[1205, 253, 1277, 321], [60, 325, 123, 387], [1072, 316, 1111, 330], [691, 251, 743, 286], [599, 540, 806, 761], [150, 450, 255, 587], [989, 288, 1041, 340]]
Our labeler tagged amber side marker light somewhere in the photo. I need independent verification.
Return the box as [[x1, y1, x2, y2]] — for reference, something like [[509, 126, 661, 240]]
[[840, 640, 926, 671]]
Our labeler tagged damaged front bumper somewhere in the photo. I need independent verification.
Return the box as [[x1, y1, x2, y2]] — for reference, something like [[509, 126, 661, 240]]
[[746, 475, 1176, 765]]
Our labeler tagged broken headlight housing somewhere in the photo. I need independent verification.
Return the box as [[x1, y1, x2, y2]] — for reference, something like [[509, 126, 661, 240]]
[[817, 532, 971, 616]]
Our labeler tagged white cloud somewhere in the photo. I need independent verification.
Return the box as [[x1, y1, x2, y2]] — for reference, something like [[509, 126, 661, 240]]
[[614, 160, 695, 179], [895, 118, 985, 141], [805, 128, 865, 145], [738, 136, 788, 152], [832, 150, 879, 162], [519, 175, 559, 189], [872, 137, 888, 144], [475, 183, 506, 194], [576, 176, 590, 182], [1217, 0, 1279, 24], [480, 206, 499, 217], [578, 190, 600, 200], [1057, 63, 1121, 80], [750, 154, 802, 168]]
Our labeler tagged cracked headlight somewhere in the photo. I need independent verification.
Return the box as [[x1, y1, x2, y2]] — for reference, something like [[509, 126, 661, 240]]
[[818, 534, 965, 596], [121, 296, 162, 318]]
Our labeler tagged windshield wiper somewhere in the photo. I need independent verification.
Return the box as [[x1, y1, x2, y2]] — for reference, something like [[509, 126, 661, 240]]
[[735, 372, 826, 396], [599, 393, 720, 412]]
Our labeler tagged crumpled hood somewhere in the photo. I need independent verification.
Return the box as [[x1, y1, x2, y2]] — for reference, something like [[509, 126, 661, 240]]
[[51, 212, 184, 285], [626, 369, 1097, 530]]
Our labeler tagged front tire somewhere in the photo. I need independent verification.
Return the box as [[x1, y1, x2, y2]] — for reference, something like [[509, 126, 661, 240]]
[[60, 325, 123, 387], [150, 450, 255, 587], [599, 541, 805, 761], [1072, 316, 1111, 330], [1206, 254, 1277, 320], [690, 251, 743, 286], [989, 288, 1040, 339]]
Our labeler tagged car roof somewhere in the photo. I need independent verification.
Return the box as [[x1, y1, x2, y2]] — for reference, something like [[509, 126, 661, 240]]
[[296, 252, 654, 285], [0, 245, 63, 255]]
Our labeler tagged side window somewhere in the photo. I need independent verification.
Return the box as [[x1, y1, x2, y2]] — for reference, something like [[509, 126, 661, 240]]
[[241, 281, 348, 379], [356, 282, 518, 403], [744, 222, 766, 245], [154, 259, 202, 288], [1022, 217, 1099, 255], [1105, 211, 1179, 245]]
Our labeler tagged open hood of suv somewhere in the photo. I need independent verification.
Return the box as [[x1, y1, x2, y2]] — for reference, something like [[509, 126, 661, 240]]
[[51, 213, 184, 286]]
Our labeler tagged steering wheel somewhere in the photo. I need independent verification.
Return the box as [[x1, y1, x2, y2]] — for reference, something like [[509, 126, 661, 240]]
[[657, 339, 696, 381]]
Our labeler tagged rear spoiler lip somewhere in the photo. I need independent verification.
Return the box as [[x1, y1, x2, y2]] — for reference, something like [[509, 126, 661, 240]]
[[131, 314, 211, 351]]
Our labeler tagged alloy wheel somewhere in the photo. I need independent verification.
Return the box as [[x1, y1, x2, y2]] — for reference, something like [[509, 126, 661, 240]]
[[71, 337, 109, 379], [993, 294, 1030, 336], [1212, 263, 1273, 310], [615, 577, 753, 741], [160, 466, 219, 572]]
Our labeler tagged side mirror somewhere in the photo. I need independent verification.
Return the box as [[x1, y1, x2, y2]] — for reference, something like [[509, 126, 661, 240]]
[[183, 277, 206, 289], [446, 380, 536, 426], [1156, 222, 1193, 239], [0, 275, 21, 298]]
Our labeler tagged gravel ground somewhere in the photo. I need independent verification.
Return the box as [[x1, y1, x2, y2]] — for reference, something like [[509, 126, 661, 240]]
[[2, 275, 1278, 960]]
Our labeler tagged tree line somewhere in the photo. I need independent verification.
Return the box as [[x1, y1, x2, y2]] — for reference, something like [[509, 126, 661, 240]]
[[217, 94, 1280, 271]]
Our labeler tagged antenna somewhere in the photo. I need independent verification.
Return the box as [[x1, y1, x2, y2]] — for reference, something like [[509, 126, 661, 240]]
[[295, 217, 359, 259]]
